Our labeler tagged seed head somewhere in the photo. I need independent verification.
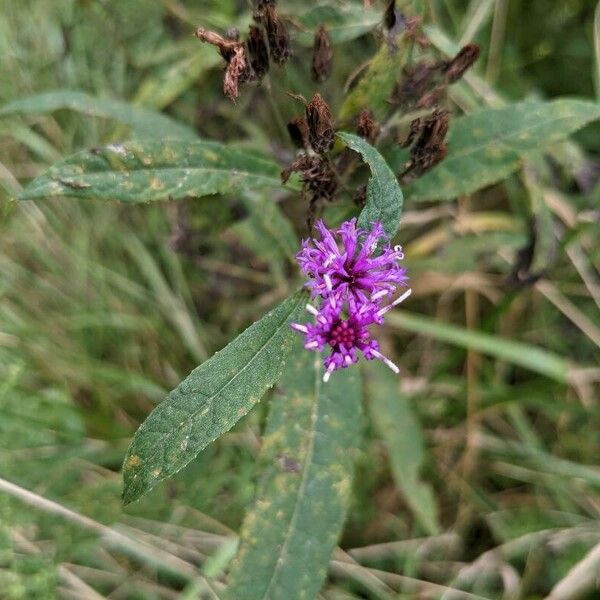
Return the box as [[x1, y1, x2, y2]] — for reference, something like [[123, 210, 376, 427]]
[[246, 25, 270, 79], [261, 6, 291, 65], [312, 25, 333, 83], [306, 93, 335, 154]]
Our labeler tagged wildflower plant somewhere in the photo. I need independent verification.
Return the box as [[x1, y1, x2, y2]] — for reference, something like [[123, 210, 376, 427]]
[[10, 0, 600, 598]]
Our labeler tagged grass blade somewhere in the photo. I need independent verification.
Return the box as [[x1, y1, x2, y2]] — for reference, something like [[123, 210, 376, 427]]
[[386, 310, 570, 382]]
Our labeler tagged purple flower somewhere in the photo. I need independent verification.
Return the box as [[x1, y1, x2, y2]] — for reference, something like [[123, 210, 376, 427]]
[[292, 218, 411, 381], [291, 294, 406, 381], [296, 218, 408, 311]]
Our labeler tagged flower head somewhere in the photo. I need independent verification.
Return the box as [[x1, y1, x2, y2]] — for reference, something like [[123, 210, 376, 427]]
[[296, 218, 408, 311], [292, 218, 411, 381], [292, 296, 401, 382]]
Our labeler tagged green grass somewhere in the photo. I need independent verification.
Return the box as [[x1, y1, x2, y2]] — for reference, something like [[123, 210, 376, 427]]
[[1, 0, 599, 598]]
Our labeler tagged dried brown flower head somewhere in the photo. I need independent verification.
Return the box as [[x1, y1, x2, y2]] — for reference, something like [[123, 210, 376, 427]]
[[306, 93, 335, 154], [400, 109, 450, 180], [393, 61, 445, 108], [287, 117, 310, 150], [281, 154, 338, 228], [356, 109, 380, 144], [444, 43, 480, 83], [195, 27, 252, 101], [255, 0, 277, 9], [312, 25, 333, 83], [261, 6, 291, 65], [246, 25, 270, 79], [392, 43, 480, 110], [223, 45, 248, 101]]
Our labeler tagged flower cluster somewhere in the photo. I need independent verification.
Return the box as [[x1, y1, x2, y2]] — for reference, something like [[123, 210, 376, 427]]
[[291, 218, 411, 382]]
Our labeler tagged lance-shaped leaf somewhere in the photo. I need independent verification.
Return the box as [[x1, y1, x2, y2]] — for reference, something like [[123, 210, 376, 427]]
[[337, 132, 403, 238], [225, 350, 362, 600], [0, 90, 197, 140], [366, 361, 440, 536], [17, 140, 288, 202], [405, 99, 600, 202], [339, 35, 411, 121], [122, 290, 308, 505]]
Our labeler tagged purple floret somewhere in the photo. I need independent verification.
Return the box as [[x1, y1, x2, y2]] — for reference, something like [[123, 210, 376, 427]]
[[296, 218, 408, 311], [292, 218, 411, 381]]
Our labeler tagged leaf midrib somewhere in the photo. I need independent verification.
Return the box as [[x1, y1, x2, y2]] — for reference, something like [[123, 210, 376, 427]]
[[127, 292, 304, 490], [47, 166, 280, 179]]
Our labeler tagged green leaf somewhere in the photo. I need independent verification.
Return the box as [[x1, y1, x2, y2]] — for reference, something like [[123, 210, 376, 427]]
[[225, 350, 362, 600], [366, 361, 440, 535], [0, 90, 196, 140], [386, 311, 570, 382], [337, 132, 403, 238], [405, 99, 600, 201], [295, 5, 381, 45], [133, 45, 221, 110], [122, 290, 308, 505], [339, 37, 411, 121], [17, 140, 287, 202]]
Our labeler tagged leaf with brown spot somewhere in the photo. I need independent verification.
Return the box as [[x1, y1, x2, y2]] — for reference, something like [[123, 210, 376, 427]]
[[122, 290, 308, 505], [18, 140, 291, 202], [225, 349, 362, 600]]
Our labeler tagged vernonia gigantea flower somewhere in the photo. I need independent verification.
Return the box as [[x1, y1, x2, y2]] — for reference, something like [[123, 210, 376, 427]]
[[296, 218, 408, 312], [292, 218, 411, 381]]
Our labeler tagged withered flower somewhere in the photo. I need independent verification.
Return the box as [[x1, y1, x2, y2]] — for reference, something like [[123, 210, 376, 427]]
[[287, 117, 310, 150], [399, 109, 449, 180], [223, 45, 248, 101], [393, 60, 445, 108], [282, 154, 338, 227], [261, 6, 291, 65], [356, 109, 380, 145], [392, 43, 480, 109], [306, 93, 335, 154], [281, 155, 338, 201], [312, 25, 333, 83], [443, 43, 480, 83], [195, 27, 252, 101], [246, 25, 270, 79]]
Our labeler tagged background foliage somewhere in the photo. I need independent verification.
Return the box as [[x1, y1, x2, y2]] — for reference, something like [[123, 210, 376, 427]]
[[1, 0, 599, 599]]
